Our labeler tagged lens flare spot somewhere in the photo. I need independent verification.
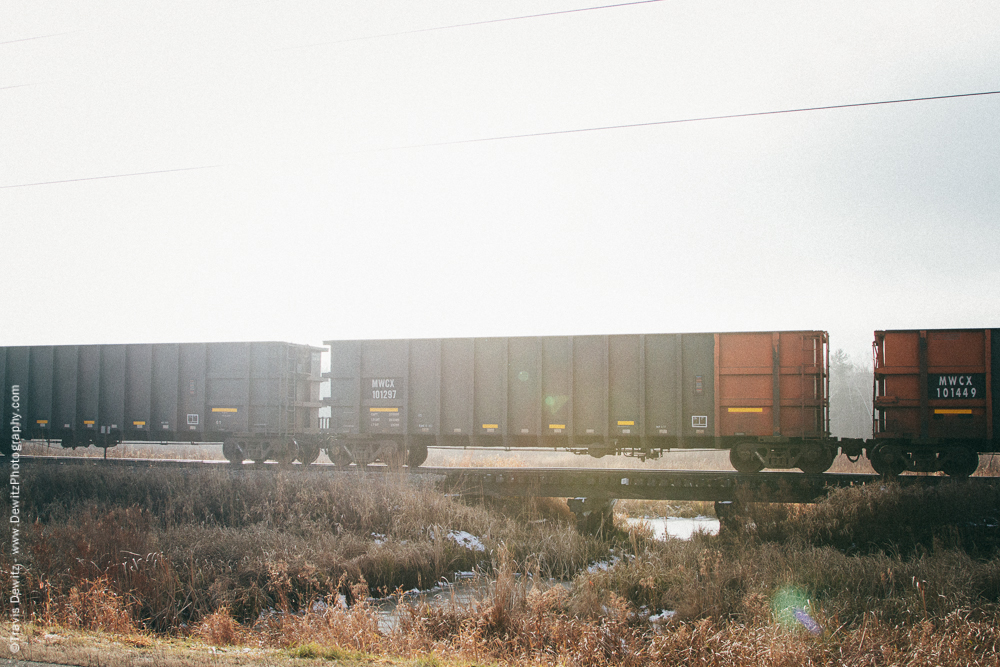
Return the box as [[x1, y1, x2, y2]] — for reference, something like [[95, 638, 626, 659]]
[[544, 395, 569, 414], [771, 586, 814, 631]]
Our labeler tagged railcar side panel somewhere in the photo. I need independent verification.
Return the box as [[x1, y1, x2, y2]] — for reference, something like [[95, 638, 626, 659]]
[[440, 338, 473, 438], [572, 336, 607, 441], [151, 344, 180, 434], [7, 349, 30, 441], [682, 334, 716, 441], [52, 346, 78, 439], [408, 338, 441, 436], [507, 337, 541, 438], [777, 331, 827, 437], [360, 339, 407, 436], [643, 334, 680, 440], [542, 337, 570, 437], [77, 346, 101, 438], [125, 344, 153, 438], [28, 346, 54, 440], [609, 335, 640, 439], [206, 343, 250, 433], [993, 329, 999, 444], [717, 333, 774, 437], [327, 340, 360, 435], [474, 338, 506, 437], [99, 346, 126, 440], [177, 343, 207, 435]]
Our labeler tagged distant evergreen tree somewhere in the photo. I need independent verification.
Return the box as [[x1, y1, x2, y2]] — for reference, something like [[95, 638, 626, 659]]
[[828, 349, 873, 439]]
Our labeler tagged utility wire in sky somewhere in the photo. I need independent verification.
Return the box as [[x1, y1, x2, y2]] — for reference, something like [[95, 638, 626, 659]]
[[4, 89, 998, 189], [0, 31, 79, 46], [278, 0, 666, 51], [387, 89, 1000, 151], [0, 166, 220, 190]]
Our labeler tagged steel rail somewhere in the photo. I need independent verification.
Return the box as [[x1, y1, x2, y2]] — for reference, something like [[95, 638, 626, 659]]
[[16, 455, 999, 503]]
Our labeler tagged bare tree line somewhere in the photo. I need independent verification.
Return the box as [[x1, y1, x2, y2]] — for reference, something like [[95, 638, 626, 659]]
[[829, 348, 874, 439]]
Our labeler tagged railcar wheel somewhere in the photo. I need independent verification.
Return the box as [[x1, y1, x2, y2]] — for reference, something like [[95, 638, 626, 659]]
[[730, 442, 765, 473], [870, 443, 906, 477], [326, 443, 352, 467], [407, 443, 429, 468], [941, 447, 979, 478], [296, 441, 321, 465], [222, 439, 245, 464], [798, 444, 837, 474]]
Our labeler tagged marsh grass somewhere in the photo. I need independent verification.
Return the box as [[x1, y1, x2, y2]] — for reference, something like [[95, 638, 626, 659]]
[[730, 480, 1000, 555], [5, 465, 1000, 665], [615, 499, 716, 519], [1, 465, 612, 631]]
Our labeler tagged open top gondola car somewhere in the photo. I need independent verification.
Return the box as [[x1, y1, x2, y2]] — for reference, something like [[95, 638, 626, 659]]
[[871, 328, 998, 476], [0, 342, 325, 463], [323, 330, 834, 472]]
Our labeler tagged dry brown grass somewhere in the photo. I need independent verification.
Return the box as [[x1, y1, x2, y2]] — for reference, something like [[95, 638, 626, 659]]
[[197, 607, 243, 646], [5, 457, 1000, 666], [0, 464, 614, 632]]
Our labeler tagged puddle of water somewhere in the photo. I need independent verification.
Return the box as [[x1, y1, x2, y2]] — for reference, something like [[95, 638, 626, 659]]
[[373, 575, 571, 632], [625, 516, 720, 540], [372, 576, 489, 631]]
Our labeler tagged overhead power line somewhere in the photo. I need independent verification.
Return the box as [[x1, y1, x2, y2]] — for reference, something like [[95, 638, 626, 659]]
[[0, 31, 79, 46], [4, 90, 996, 189], [278, 0, 666, 51], [387, 89, 1000, 150], [0, 165, 219, 190]]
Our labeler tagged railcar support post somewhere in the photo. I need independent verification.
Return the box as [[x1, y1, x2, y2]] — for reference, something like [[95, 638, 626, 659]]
[[567, 497, 617, 535]]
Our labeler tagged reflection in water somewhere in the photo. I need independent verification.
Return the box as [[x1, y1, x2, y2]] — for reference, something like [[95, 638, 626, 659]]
[[376, 516, 718, 630], [625, 516, 720, 540], [374, 574, 571, 632], [374, 576, 488, 632]]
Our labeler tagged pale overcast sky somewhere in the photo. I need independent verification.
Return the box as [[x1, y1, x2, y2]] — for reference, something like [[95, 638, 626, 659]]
[[3, 0, 998, 360]]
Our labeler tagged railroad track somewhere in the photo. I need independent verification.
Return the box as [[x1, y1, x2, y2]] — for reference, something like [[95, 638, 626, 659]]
[[17, 455, 1000, 504]]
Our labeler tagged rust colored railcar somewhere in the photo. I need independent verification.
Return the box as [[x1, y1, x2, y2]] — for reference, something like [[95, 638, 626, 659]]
[[324, 330, 833, 472], [872, 329, 999, 476]]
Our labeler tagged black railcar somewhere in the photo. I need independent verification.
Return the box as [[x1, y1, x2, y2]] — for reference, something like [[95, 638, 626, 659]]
[[0, 342, 325, 463]]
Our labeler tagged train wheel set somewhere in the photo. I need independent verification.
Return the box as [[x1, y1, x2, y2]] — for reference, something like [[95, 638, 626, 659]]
[[3, 328, 996, 477], [216, 437, 429, 469]]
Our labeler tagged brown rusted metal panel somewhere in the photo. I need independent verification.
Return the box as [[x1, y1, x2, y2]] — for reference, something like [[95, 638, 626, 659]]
[[716, 331, 828, 438], [874, 328, 991, 443]]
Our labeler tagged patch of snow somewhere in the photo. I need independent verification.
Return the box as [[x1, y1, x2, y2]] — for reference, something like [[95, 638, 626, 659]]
[[649, 610, 676, 633], [586, 555, 620, 573], [447, 530, 485, 552]]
